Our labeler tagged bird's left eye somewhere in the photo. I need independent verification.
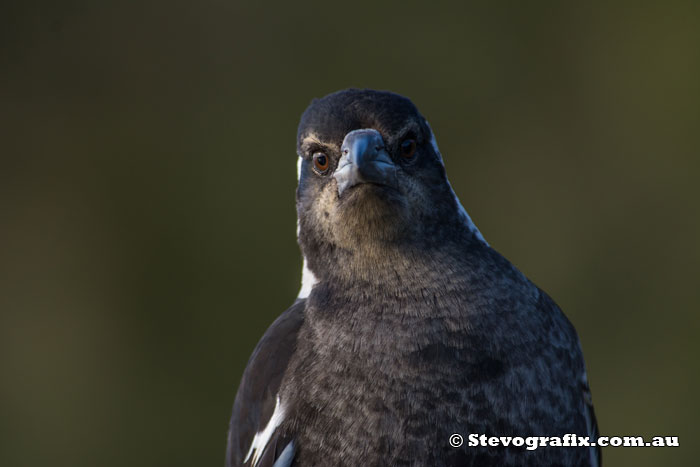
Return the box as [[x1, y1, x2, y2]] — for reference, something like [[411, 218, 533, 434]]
[[400, 139, 417, 159], [313, 152, 330, 174]]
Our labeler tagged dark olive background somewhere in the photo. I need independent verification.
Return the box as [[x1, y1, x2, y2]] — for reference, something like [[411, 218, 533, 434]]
[[1, 1, 698, 466]]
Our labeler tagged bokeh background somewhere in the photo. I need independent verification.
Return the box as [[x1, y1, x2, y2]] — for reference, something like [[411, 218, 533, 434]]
[[2, 1, 698, 466]]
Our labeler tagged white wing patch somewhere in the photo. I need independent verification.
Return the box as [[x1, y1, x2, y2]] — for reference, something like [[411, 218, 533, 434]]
[[244, 396, 287, 467], [426, 121, 488, 245]]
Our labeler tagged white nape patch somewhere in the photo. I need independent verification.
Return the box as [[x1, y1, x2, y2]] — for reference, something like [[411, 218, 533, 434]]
[[426, 121, 488, 245], [296, 213, 318, 300], [297, 258, 318, 299], [296, 158, 319, 299], [244, 396, 287, 467]]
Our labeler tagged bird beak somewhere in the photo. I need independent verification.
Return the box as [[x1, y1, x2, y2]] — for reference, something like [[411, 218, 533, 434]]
[[334, 129, 398, 197]]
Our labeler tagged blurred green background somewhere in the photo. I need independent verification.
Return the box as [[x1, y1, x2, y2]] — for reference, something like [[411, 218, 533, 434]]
[[1, 1, 698, 466]]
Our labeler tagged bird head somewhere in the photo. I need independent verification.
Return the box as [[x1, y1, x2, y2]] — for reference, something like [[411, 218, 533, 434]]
[[295, 89, 483, 284]]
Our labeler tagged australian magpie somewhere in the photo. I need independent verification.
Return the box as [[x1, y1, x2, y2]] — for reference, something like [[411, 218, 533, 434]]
[[226, 89, 600, 466]]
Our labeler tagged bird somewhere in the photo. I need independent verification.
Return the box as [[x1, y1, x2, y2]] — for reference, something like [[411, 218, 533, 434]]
[[226, 89, 600, 467]]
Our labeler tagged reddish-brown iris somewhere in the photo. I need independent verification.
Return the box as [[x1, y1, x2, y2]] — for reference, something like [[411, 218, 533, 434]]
[[313, 152, 329, 173]]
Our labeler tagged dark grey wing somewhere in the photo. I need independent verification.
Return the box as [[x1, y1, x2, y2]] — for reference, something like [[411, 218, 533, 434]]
[[226, 299, 305, 467], [582, 364, 602, 466], [537, 289, 601, 466]]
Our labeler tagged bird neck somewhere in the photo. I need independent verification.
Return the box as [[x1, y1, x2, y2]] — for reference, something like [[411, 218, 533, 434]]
[[307, 229, 483, 290]]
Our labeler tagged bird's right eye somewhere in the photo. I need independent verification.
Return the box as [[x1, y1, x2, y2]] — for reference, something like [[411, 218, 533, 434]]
[[400, 138, 417, 159], [313, 152, 330, 174]]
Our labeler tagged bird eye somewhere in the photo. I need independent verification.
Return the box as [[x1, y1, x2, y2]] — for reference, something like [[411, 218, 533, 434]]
[[400, 139, 417, 159], [313, 152, 330, 173]]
